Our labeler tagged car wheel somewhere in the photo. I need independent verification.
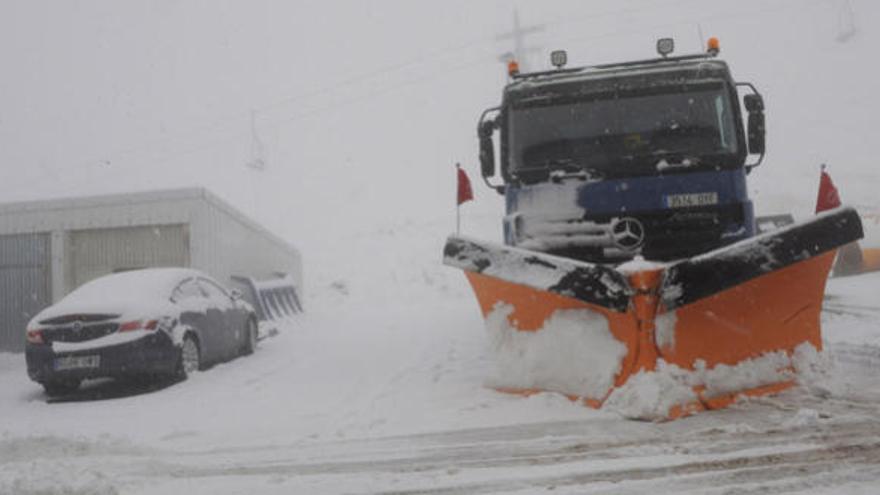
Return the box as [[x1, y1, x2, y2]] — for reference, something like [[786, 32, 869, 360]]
[[241, 318, 258, 356], [42, 379, 81, 397], [177, 333, 201, 379]]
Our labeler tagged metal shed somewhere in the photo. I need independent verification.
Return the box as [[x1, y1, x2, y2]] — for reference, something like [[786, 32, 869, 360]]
[[0, 188, 302, 352]]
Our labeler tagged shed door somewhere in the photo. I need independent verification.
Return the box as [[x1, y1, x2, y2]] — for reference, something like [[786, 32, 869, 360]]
[[67, 224, 190, 292], [0, 234, 50, 352]]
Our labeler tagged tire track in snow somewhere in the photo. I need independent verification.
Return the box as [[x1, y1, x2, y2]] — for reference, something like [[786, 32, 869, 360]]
[[377, 440, 880, 495], [829, 342, 880, 372], [130, 416, 880, 493]]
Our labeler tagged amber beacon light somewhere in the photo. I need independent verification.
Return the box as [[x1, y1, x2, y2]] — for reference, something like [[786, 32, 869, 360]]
[[507, 59, 520, 76], [707, 37, 720, 56]]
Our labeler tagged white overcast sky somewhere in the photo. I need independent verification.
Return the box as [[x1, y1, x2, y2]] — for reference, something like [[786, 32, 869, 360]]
[[1, 0, 877, 250]]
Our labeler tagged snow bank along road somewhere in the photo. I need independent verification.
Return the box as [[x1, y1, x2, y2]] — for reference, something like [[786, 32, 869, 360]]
[[1, 224, 879, 494]]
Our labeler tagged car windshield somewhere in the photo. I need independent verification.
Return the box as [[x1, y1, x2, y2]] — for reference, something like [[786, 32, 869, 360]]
[[508, 84, 739, 175]]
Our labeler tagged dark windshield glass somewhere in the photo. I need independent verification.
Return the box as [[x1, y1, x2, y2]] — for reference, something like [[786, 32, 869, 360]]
[[508, 85, 739, 176]]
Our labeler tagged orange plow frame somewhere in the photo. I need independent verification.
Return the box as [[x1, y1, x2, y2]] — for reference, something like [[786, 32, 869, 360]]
[[446, 207, 863, 419]]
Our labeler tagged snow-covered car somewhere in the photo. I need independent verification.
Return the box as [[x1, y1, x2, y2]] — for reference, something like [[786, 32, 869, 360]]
[[24, 268, 258, 396]]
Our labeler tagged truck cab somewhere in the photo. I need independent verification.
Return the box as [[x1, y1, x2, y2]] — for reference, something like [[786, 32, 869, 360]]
[[479, 39, 766, 263]]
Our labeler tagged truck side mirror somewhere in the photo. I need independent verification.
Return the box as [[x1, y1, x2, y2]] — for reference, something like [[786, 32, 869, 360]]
[[478, 121, 496, 179], [744, 94, 764, 112], [479, 137, 495, 178], [744, 94, 765, 155]]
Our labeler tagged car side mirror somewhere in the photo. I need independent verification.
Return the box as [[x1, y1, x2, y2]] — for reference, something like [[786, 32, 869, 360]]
[[744, 94, 765, 155], [230, 289, 243, 301]]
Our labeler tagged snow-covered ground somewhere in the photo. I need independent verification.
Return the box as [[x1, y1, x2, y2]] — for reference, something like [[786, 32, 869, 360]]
[[1, 217, 879, 494]]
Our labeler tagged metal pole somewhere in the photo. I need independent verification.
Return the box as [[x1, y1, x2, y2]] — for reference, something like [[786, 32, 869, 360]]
[[456, 162, 461, 235]]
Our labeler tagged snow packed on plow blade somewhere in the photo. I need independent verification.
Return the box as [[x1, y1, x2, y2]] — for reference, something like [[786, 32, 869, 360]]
[[443, 207, 864, 419]]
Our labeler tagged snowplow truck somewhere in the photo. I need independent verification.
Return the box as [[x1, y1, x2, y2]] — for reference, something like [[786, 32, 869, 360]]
[[444, 39, 864, 419]]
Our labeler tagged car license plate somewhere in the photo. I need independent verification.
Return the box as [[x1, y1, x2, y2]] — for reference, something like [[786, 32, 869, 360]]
[[54, 355, 100, 371], [666, 192, 719, 208]]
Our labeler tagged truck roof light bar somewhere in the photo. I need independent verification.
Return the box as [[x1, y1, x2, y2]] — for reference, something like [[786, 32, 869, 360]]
[[510, 38, 722, 81]]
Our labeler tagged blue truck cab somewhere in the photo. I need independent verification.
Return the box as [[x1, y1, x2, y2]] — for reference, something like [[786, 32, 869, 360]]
[[478, 41, 767, 263]]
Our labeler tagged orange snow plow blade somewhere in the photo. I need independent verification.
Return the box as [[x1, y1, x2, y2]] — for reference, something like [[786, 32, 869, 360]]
[[444, 207, 863, 419]]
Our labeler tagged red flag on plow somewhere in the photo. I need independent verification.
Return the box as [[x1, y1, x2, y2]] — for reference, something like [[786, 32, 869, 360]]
[[457, 164, 473, 205], [816, 164, 875, 277], [816, 164, 841, 213]]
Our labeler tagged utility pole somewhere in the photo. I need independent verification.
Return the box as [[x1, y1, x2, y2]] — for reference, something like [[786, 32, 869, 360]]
[[836, 0, 857, 43], [246, 109, 266, 171], [496, 9, 545, 72]]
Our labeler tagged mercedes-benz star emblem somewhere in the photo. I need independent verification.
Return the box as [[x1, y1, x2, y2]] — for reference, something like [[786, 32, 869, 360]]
[[72, 321, 83, 332], [611, 217, 646, 251]]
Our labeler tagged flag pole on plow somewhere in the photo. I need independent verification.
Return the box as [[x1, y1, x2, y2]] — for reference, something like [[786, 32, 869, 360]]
[[816, 164, 863, 276], [456, 163, 474, 235]]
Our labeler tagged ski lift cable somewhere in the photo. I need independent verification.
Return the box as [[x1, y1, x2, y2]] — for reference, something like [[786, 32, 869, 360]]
[[48, 0, 827, 171], [51, 42, 502, 171], [252, 0, 705, 116], [264, 56, 493, 129], [543, 0, 697, 30], [38, 4, 709, 169], [121, 0, 831, 168], [41, 2, 699, 167], [549, 0, 826, 56], [67, 54, 498, 171], [51, 46, 496, 171]]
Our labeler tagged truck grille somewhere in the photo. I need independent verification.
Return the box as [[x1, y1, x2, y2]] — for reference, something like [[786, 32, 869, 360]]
[[640, 206, 745, 261], [541, 204, 746, 263], [43, 323, 120, 343]]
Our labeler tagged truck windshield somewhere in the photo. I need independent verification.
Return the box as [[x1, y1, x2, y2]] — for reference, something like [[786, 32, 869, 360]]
[[508, 84, 739, 176]]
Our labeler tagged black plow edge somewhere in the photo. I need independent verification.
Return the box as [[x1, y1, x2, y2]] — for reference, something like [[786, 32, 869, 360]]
[[443, 236, 632, 313], [661, 207, 864, 310]]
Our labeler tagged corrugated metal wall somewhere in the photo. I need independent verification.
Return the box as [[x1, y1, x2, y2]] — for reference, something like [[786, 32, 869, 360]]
[[191, 195, 302, 292], [65, 224, 190, 292], [0, 233, 50, 352]]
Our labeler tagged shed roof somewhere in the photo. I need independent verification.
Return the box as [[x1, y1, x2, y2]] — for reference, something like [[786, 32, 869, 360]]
[[0, 187, 297, 256]]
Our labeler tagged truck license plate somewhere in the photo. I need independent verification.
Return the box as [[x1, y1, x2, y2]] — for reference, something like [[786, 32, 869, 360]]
[[54, 355, 100, 371], [666, 192, 719, 208]]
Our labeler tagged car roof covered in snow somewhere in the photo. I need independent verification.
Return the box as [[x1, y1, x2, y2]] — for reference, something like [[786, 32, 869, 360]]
[[31, 268, 210, 325], [66, 268, 204, 302]]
